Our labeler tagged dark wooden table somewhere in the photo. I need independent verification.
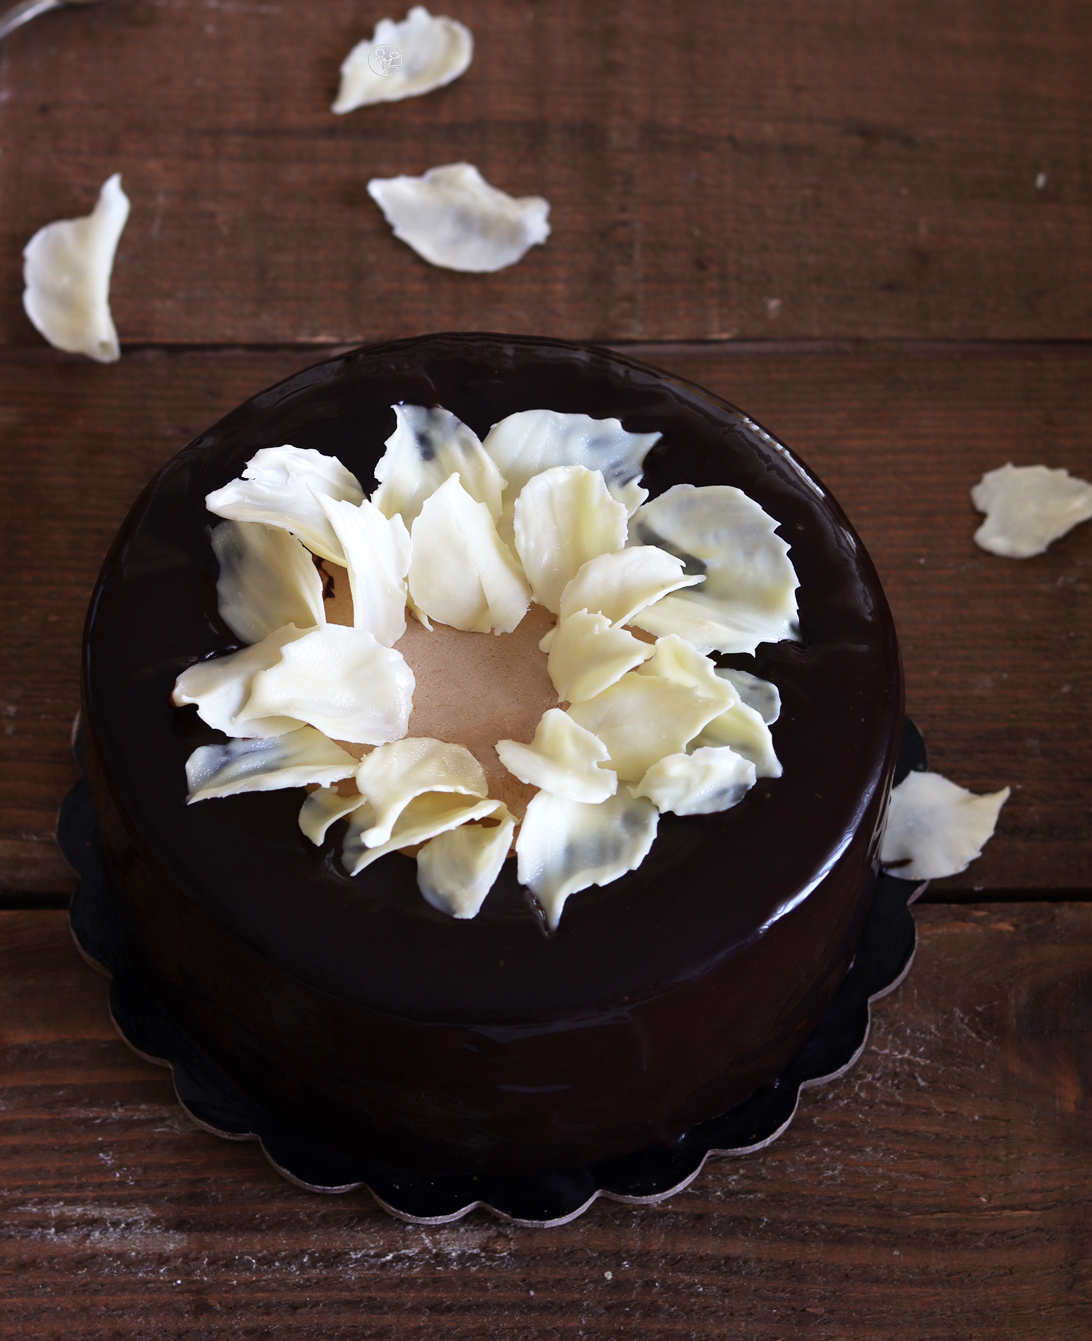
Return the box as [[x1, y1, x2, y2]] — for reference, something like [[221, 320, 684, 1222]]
[[1, 3, 1089, 1336]]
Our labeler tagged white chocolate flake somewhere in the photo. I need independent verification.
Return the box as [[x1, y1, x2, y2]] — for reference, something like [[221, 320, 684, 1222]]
[[332, 6, 473, 114], [632, 746, 757, 816], [171, 623, 310, 739], [299, 786, 364, 845], [372, 404, 506, 525], [354, 737, 488, 847], [185, 728, 358, 803], [971, 463, 1092, 558], [212, 520, 326, 645], [23, 173, 130, 363], [416, 806, 517, 919], [634, 634, 737, 705], [558, 547, 703, 627], [630, 484, 799, 654], [545, 610, 655, 704], [317, 495, 411, 647], [516, 790, 659, 930], [237, 624, 414, 745], [716, 667, 781, 725], [483, 410, 660, 538], [496, 708, 616, 804], [343, 791, 503, 876], [368, 163, 550, 273], [408, 474, 530, 633], [880, 771, 1009, 882], [205, 446, 365, 565], [691, 694, 782, 778], [513, 466, 628, 613]]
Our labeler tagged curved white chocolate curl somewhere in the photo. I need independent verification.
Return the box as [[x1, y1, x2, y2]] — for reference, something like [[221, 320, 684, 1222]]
[[23, 173, 130, 363], [171, 624, 309, 739], [496, 708, 617, 804], [354, 737, 488, 848], [238, 624, 414, 745], [408, 474, 530, 633], [632, 747, 756, 816], [205, 446, 364, 565], [880, 771, 1010, 881], [513, 466, 628, 613], [299, 786, 364, 845], [368, 163, 549, 273], [630, 484, 799, 655], [372, 404, 506, 525], [212, 521, 326, 646], [971, 463, 1092, 558], [186, 728, 358, 803], [318, 495, 411, 647], [343, 791, 503, 876], [416, 806, 516, 919], [332, 6, 473, 114], [558, 547, 702, 627], [545, 610, 655, 704], [516, 790, 658, 930]]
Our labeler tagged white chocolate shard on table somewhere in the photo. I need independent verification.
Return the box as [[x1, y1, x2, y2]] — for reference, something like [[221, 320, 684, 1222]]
[[971, 462, 1092, 558], [332, 6, 473, 114], [881, 771, 1010, 881], [23, 173, 130, 364], [368, 163, 550, 272]]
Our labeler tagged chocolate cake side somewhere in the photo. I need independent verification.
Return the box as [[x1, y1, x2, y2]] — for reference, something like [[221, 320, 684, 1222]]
[[80, 334, 903, 1175]]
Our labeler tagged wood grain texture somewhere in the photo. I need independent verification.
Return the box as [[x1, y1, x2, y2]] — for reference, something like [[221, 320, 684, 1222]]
[[1, 904, 1089, 1338], [0, 0, 1089, 347], [1, 342, 1088, 898]]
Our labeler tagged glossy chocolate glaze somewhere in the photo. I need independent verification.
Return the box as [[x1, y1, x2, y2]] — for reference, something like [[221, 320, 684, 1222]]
[[82, 334, 903, 1174]]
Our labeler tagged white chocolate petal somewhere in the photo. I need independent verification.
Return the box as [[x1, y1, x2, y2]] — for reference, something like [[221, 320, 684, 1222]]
[[691, 695, 782, 779], [632, 747, 757, 816], [408, 474, 530, 633], [516, 790, 658, 930], [171, 623, 310, 738], [634, 635, 738, 708], [513, 466, 629, 613], [716, 667, 781, 725], [546, 610, 654, 704], [416, 807, 516, 919], [343, 792, 503, 875], [299, 786, 364, 845], [354, 737, 488, 847], [205, 446, 365, 564], [238, 624, 414, 745], [368, 163, 549, 273], [558, 547, 703, 626], [567, 670, 730, 783], [496, 708, 617, 804], [880, 771, 1010, 882], [22, 173, 129, 364], [332, 6, 473, 113], [317, 495, 411, 646], [212, 520, 326, 645], [483, 410, 660, 539], [186, 728, 358, 803], [372, 403, 506, 525], [971, 463, 1092, 558], [629, 484, 799, 655]]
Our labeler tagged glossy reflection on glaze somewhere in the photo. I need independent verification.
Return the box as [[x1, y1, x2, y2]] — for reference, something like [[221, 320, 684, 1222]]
[[82, 334, 903, 1173]]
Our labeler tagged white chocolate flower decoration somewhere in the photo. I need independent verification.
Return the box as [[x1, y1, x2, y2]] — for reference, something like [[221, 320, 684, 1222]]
[[173, 408, 799, 927]]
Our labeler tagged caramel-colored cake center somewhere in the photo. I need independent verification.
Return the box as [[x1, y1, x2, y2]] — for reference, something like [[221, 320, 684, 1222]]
[[323, 564, 557, 818]]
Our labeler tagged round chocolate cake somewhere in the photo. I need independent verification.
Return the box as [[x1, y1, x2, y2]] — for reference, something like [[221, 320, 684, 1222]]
[[81, 334, 903, 1175]]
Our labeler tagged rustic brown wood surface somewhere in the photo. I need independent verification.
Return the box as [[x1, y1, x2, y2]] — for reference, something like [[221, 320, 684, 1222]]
[[1, 904, 1089, 1338], [0, 0, 1089, 1333]]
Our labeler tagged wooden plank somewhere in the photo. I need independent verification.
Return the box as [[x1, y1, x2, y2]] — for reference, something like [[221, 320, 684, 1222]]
[[1, 904, 1089, 1337], [0, 0, 1088, 346], [1, 342, 1088, 898]]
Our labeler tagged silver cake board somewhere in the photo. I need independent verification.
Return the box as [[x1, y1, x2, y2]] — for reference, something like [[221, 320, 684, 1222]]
[[61, 718, 927, 1228]]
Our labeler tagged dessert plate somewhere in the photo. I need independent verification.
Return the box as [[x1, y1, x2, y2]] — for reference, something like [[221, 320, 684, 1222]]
[[61, 718, 927, 1228]]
